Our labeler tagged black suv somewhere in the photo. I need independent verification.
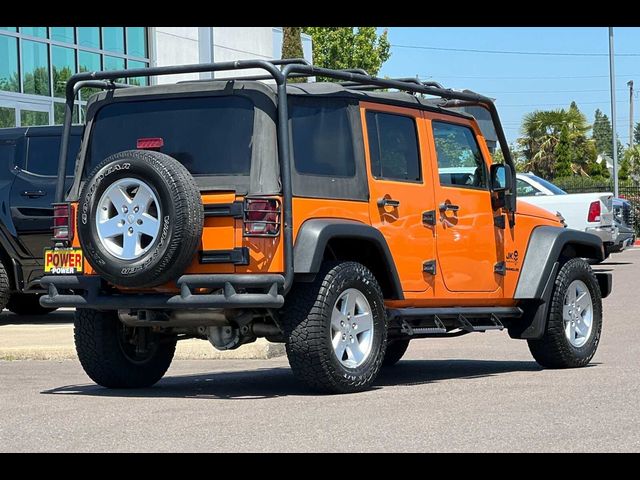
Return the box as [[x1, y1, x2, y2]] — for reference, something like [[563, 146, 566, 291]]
[[0, 125, 82, 314]]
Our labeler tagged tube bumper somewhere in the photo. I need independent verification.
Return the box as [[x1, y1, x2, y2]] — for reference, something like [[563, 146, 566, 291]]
[[39, 274, 285, 309]]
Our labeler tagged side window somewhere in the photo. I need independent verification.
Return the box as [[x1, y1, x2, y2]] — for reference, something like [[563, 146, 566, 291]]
[[365, 111, 421, 182], [290, 100, 356, 177], [25, 135, 81, 177], [432, 121, 488, 189], [516, 178, 540, 197]]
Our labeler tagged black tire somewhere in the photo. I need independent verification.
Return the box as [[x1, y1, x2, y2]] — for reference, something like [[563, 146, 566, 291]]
[[74, 308, 177, 388], [527, 258, 602, 368], [281, 261, 387, 394], [0, 259, 10, 312], [382, 339, 410, 367], [7, 293, 58, 315], [77, 150, 203, 288]]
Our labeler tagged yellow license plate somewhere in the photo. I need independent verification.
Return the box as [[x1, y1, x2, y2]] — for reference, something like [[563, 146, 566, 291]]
[[44, 248, 83, 274]]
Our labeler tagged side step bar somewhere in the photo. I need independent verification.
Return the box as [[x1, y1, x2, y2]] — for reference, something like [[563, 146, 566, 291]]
[[388, 307, 522, 337]]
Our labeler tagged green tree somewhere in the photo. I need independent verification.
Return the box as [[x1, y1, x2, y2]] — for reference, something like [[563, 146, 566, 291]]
[[592, 108, 624, 157], [491, 148, 504, 164], [281, 27, 306, 83], [634, 122, 640, 146], [554, 126, 574, 178], [618, 158, 630, 181], [302, 27, 390, 80], [593, 109, 612, 155], [622, 145, 640, 180]]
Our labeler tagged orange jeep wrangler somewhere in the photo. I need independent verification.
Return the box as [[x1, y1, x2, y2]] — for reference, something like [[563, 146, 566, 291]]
[[41, 59, 612, 393]]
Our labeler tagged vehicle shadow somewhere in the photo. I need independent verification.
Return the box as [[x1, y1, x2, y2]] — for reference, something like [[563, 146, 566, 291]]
[[0, 309, 74, 326], [599, 261, 633, 266], [41, 359, 546, 400]]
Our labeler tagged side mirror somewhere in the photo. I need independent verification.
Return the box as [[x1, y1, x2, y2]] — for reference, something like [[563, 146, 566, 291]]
[[490, 164, 512, 192], [490, 164, 515, 212]]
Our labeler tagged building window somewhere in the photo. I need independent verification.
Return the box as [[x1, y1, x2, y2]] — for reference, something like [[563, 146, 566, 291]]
[[0, 106, 16, 128], [50, 27, 74, 44], [77, 27, 100, 49], [20, 27, 47, 38], [0, 27, 150, 126], [20, 109, 49, 126], [126, 27, 147, 58], [52, 46, 76, 98], [21, 40, 50, 96], [102, 27, 125, 54], [0, 35, 19, 92]]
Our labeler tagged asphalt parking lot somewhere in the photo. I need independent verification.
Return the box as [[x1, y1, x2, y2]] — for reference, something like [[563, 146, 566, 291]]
[[1, 249, 639, 452]]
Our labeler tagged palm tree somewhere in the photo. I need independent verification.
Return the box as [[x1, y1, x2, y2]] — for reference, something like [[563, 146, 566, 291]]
[[517, 104, 593, 178]]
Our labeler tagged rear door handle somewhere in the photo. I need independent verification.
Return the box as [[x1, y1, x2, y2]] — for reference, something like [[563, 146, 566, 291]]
[[21, 190, 46, 198], [439, 202, 460, 212], [377, 197, 401, 208]]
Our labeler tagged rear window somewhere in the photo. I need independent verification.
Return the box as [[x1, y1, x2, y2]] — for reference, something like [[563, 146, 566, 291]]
[[26, 135, 82, 177], [290, 99, 356, 177], [86, 96, 254, 177]]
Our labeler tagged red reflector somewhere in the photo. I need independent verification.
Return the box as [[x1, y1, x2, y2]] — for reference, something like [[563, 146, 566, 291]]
[[587, 201, 601, 223], [137, 137, 164, 150]]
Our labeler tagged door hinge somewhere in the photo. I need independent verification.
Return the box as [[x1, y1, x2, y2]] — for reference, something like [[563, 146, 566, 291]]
[[423, 259, 437, 275], [422, 210, 436, 226], [494, 261, 507, 276], [494, 214, 506, 229]]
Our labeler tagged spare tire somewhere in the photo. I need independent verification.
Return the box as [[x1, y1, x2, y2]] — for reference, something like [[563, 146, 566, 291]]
[[77, 150, 203, 288]]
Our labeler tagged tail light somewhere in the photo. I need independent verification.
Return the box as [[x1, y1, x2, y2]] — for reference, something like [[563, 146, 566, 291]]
[[52, 202, 74, 243], [243, 198, 281, 237], [587, 201, 601, 223]]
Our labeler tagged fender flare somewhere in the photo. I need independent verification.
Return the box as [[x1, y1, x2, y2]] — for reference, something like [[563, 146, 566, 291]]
[[514, 226, 604, 300], [511, 225, 607, 339], [293, 218, 403, 299]]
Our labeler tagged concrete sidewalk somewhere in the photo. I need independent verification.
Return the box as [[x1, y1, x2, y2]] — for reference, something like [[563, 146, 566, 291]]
[[0, 309, 284, 361]]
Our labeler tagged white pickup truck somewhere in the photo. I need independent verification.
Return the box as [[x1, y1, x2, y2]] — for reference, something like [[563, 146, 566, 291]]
[[515, 173, 616, 250]]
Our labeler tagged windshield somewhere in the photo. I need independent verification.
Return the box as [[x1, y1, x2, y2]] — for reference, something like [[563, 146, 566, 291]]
[[526, 174, 567, 195], [86, 95, 254, 177]]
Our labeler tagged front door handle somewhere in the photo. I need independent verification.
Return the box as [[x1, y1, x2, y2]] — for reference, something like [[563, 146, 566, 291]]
[[21, 190, 46, 198], [377, 197, 400, 208], [439, 202, 459, 212]]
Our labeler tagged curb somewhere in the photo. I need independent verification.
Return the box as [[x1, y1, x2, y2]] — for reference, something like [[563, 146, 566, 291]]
[[0, 323, 285, 361]]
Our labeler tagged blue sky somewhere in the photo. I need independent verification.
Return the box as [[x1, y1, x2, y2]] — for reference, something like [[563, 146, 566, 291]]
[[378, 27, 640, 146]]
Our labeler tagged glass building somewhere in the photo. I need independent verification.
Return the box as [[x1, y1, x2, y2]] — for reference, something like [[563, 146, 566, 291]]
[[0, 27, 312, 129], [0, 27, 149, 128]]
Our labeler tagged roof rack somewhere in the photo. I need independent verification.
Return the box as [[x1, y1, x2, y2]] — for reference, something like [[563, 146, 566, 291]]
[[55, 58, 517, 294], [339, 77, 444, 91]]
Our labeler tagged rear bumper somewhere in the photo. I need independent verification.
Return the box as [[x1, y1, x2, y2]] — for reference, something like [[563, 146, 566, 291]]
[[607, 231, 636, 253], [585, 225, 616, 244], [39, 274, 285, 309]]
